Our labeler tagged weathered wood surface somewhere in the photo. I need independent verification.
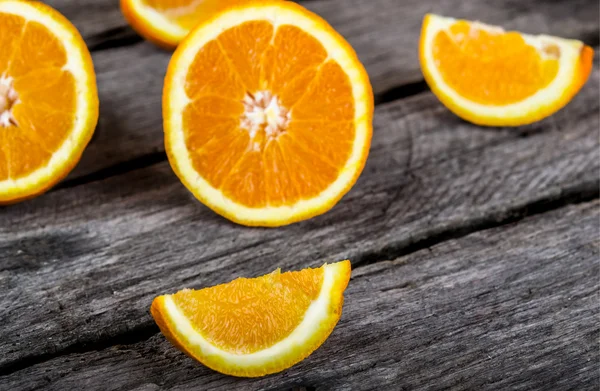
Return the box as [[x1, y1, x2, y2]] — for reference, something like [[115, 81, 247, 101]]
[[1, 201, 598, 391], [0, 0, 599, 389], [40, 0, 600, 181], [0, 64, 598, 373]]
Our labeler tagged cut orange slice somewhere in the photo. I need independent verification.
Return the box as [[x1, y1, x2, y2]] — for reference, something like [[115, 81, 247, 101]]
[[151, 260, 351, 377], [163, 1, 373, 226], [121, 0, 254, 48], [420, 14, 594, 126], [120, 0, 194, 49], [0, 0, 98, 203]]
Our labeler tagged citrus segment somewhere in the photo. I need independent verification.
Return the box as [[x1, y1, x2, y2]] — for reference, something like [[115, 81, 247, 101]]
[[9, 20, 68, 77], [0, 13, 24, 71], [292, 61, 355, 121], [217, 20, 274, 92], [15, 70, 77, 113], [164, 1, 373, 226], [189, 128, 249, 189], [0, 0, 98, 203], [3, 126, 52, 179], [420, 14, 594, 126], [151, 260, 351, 377], [11, 105, 74, 153], [262, 24, 328, 96]]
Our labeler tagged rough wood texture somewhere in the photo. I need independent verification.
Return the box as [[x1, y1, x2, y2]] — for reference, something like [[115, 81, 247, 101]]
[[40, 0, 600, 181], [1, 0, 599, 389], [1, 65, 597, 372], [1, 201, 597, 391]]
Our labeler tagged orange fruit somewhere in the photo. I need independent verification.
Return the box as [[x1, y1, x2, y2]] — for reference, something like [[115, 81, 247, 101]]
[[151, 260, 351, 377], [120, 0, 192, 49], [163, 0, 373, 227], [120, 0, 250, 49], [0, 0, 98, 204], [420, 14, 594, 126]]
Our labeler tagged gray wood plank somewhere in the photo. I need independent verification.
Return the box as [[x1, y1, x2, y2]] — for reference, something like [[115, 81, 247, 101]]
[[1, 200, 597, 391], [39, 0, 600, 180], [52, 0, 600, 95], [0, 64, 598, 372]]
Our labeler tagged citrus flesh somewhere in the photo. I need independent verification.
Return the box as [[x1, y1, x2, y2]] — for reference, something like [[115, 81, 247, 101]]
[[151, 260, 352, 377], [420, 14, 593, 126], [164, 1, 373, 226], [0, 0, 98, 203]]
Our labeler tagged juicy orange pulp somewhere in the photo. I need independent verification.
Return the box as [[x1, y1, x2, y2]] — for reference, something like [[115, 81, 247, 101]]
[[171, 266, 324, 354], [0, 12, 76, 181], [182, 21, 355, 208], [432, 21, 560, 105]]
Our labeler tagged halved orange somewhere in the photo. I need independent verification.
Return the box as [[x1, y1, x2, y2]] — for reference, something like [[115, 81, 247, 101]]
[[420, 14, 594, 126], [151, 260, 351, 377], [0, 0, 99, 203], [163, 0, 373, 226]]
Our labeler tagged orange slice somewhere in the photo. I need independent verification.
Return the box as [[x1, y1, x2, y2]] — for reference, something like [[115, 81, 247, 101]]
[[163, 1, 373, 226], [120, 0, 251, 49], [420, 14, 594, 126], [0, 0, 98, 203], [151, 260, 351, 377]]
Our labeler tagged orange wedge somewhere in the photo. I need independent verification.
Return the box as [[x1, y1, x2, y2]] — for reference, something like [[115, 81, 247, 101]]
[[0, 0, 98, 203], [163, 0, 373, 226], [151, 260, 351, 377], [420, 14, 594, 126]]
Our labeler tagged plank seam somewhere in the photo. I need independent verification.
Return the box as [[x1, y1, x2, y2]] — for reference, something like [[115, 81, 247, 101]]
[[87, 26, 144, 52], [56, 151, 167, 191], [352, 179, 600, 269], [1, 181, 598, 377]]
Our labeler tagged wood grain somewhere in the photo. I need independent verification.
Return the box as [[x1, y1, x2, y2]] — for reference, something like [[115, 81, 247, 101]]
[[1, 1, 598, 387], [38, 0, 600, 180], [1, 201, 597, 391], [0, 65, 597, 372]]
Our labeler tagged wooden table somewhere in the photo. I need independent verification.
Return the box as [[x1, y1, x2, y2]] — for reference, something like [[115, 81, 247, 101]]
[[1, 0, 599, 390]]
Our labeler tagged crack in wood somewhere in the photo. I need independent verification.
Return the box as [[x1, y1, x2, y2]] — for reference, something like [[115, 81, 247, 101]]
[[56, 151, 167, 191], [352, 179, 600, 269], [374, 80, 430, 105], [2, 181, 597, 377], [0, 324, 159, 377], [87, 26, 144, 52]]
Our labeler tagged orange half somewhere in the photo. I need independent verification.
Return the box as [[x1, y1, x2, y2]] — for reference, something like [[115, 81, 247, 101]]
[[420, 14, 593, 126], [163, 1, 373, 226], [151, 260, 351, 377], [0, 0, 98, 203]]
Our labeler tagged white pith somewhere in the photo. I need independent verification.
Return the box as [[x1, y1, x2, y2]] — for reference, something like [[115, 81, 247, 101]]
[[163, 262, 346, 368], [0, 75, 18, 127], [422, 14, 585, 120], [0, 1, 96, 196], [165, 4, 372, 224], [242, 91, 290, 145]]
